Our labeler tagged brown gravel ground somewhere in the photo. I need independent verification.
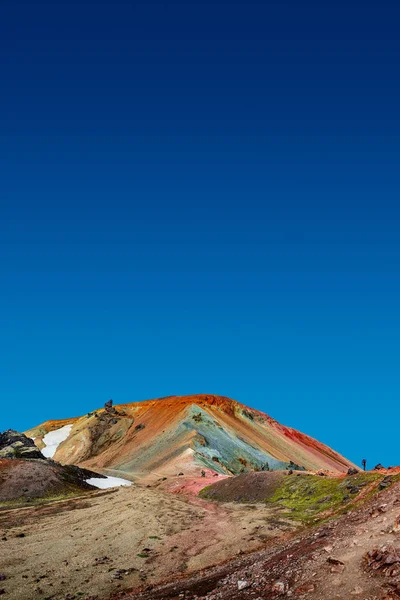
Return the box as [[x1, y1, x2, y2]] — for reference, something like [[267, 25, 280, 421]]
[[0, 478, 297, 600], [116, 479, 400, 600]]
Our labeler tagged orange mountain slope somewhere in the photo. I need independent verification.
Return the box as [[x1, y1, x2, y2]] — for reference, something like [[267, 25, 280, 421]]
[[25, 394, 356, 477]]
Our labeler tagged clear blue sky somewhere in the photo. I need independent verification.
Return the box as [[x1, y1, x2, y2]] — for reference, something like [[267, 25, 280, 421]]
[[1, 2, 399, 469]]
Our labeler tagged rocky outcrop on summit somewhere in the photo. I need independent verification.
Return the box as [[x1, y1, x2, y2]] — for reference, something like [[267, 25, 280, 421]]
[[0, 430, 45, 460]]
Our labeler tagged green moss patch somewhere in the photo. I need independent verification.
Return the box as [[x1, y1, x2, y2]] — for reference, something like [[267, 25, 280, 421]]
[[268, 472, 381, 524], [199, 470, 396, 526]]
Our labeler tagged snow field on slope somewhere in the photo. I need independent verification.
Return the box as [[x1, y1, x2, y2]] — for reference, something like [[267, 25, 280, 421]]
[[86, 476, 133, 489], [42, 424, 73, 458]]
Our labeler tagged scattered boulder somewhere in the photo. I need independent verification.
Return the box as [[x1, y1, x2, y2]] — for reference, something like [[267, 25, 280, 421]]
[[327, 557, 344, 565], [350, 586, 363, 595], [242, 409, 254, 421], [380, 476, 393, 490], [346, 483, 361, 495], [374, 463, 385, 470], [318, 495, 332, 505], [0, 430, 45, 460], [192, 413, 203, 423], [364, 545, 400, 577], [330, 563, 345, 574], [286, 460, 305, 471], [296, 582, 315, 594], [104, 399, 117, 415], [347, 467, 359, 475], [392, 516, 400, 534], [237, 580, 249, 590], [327, 556, 345, 573], [272, 580, 288, 594]]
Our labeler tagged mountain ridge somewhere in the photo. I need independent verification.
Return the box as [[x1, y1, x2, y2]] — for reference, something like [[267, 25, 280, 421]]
[[25, 394, 356, 477]]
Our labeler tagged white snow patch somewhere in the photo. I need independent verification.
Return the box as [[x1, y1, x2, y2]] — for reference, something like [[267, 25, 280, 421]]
[[86, 476, 133, 489], [42, 424, 73, 458]]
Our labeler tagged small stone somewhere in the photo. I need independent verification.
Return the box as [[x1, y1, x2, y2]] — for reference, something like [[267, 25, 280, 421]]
[[295, 582, 315, 594], [237, 580, 249, 590], [272, 581, 288, 594], [327, 557, 344, 566], [350, 586, 363, 595], [330, 564, 344, 574], [347, 467, 359, 475], [392, 516, 400, 533]]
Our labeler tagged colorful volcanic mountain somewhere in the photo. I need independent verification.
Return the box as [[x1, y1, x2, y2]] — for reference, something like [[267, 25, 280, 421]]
[[25, 395, 355, 478]]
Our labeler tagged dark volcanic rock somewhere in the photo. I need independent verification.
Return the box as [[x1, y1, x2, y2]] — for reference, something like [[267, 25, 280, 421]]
[[104, 399, 117, 415], [61, 464, 107, 484], [347, 467, 359, 475], [379, 476, 393, 490], [0, 430, 44, 459], [286, 460, 306, 471]]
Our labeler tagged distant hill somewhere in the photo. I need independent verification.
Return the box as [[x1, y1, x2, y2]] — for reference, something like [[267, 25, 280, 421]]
[[25, 394, 355, 478]]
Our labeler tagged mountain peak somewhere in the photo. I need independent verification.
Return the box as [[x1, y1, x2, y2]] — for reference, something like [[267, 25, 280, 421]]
[[26, 394, 355, 478]]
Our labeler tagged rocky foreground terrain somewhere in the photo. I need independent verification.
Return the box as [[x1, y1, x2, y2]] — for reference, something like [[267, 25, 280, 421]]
[[0, 468, 399, 600], [120, 470, 400, 600]]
